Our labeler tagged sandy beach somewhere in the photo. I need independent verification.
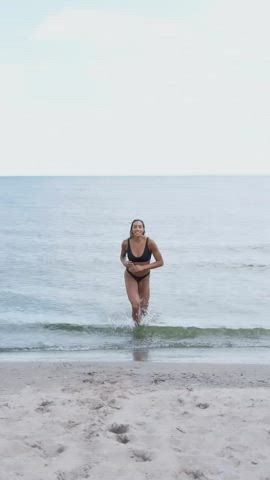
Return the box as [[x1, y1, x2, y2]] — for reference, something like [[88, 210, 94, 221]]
[[1, 361, 270, 480]]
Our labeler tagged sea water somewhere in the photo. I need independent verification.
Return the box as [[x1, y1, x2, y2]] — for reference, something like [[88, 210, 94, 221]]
[[0, 176, 269, 363]]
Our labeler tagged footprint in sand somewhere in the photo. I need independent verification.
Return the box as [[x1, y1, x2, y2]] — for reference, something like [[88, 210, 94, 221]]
[[117, 434, 130, 444], [27, 441, 66, 458], [35, 400, 55, 413], [109, 424, 130, 444], [184, 469, 209, 480], [196, 402, 210, 409], [108, 399, 121, 410], [56, 446, 66, 454], [109, 423, 129, 434], [152, 375, 166, 384], [29, 441, 44, 453], [131, 449, 152, 462]]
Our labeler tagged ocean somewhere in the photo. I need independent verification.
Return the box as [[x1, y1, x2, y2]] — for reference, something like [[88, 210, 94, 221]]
[[0, 176, 270, 363]]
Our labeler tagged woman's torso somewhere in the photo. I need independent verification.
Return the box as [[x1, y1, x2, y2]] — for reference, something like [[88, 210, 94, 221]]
[[126, 237, 152, 277]]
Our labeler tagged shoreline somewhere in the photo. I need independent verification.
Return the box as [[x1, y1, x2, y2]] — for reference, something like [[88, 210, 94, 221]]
[[1, 362, 270, 479], [1, 345, 270, 365]]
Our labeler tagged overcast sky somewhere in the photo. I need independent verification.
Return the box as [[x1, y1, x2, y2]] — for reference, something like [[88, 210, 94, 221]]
[[0, 0, 269, 175]]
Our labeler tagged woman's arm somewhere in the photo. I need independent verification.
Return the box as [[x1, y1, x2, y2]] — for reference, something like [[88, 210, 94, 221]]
[[146, 239, 164, 270], [131, 239, 164, 273], [120, 240, 130, 268]]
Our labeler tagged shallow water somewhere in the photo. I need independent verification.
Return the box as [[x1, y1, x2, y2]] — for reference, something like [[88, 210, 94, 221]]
[[0, 176, 269, 362]]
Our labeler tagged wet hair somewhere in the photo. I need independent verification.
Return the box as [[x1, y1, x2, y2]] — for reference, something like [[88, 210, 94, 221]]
[[130, 219, 145, 237]]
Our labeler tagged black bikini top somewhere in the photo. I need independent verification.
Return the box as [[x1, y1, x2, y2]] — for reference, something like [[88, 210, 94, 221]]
[[127, 237, 152, 262]]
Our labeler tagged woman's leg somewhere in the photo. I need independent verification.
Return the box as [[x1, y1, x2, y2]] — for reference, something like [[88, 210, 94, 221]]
[[124, 271, 141, 324], [138, 275, 150, 316]]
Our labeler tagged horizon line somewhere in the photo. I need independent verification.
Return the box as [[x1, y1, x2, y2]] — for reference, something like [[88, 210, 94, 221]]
[[0, 174, 270, 178]]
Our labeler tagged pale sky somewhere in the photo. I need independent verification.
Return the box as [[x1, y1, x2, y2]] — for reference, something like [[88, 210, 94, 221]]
[[0, 0, 269, 175]]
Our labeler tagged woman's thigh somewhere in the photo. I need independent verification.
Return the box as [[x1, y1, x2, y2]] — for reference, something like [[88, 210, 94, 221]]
[[138, 275, 150, 304], [124, 271, 140, 306]]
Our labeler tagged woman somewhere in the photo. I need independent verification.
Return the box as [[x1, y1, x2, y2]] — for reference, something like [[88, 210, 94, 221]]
[[120, 219, 164, 325]]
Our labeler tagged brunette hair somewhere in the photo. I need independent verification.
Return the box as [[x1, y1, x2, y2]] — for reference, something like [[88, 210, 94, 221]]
[[129, 219, 145, 237]]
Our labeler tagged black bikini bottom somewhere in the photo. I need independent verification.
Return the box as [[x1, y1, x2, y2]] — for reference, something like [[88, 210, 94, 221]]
[[126, 270, 150, 283]]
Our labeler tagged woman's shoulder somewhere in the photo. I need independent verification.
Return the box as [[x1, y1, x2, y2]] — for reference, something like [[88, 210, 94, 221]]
[[147, 237, 153, 246], [148, 237, 157, 249], [122, 238, 129, 247]]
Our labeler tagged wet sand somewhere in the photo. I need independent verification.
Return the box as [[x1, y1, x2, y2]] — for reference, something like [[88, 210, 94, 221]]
[[1, 361, 270, 480]]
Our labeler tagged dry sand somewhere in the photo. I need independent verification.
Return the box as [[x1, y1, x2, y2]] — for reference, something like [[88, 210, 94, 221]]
[[1, 361, 270, 480]]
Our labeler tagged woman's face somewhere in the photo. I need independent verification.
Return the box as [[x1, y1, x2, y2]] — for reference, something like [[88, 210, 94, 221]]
[[132, 221, 144, 237]]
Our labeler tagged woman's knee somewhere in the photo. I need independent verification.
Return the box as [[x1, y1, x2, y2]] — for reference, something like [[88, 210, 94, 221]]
[[131, 300, 140, 310]]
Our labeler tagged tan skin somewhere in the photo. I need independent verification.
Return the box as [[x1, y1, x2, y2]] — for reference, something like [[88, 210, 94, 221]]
[[120, 221, 164, 325]]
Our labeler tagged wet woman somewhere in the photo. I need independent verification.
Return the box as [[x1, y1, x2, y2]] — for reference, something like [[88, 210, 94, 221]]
[[120, 219, 164, 325]]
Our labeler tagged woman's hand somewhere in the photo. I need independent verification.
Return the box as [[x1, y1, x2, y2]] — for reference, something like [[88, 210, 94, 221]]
[[125, 260, 134, 268], [128, 264, 144, 273]]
